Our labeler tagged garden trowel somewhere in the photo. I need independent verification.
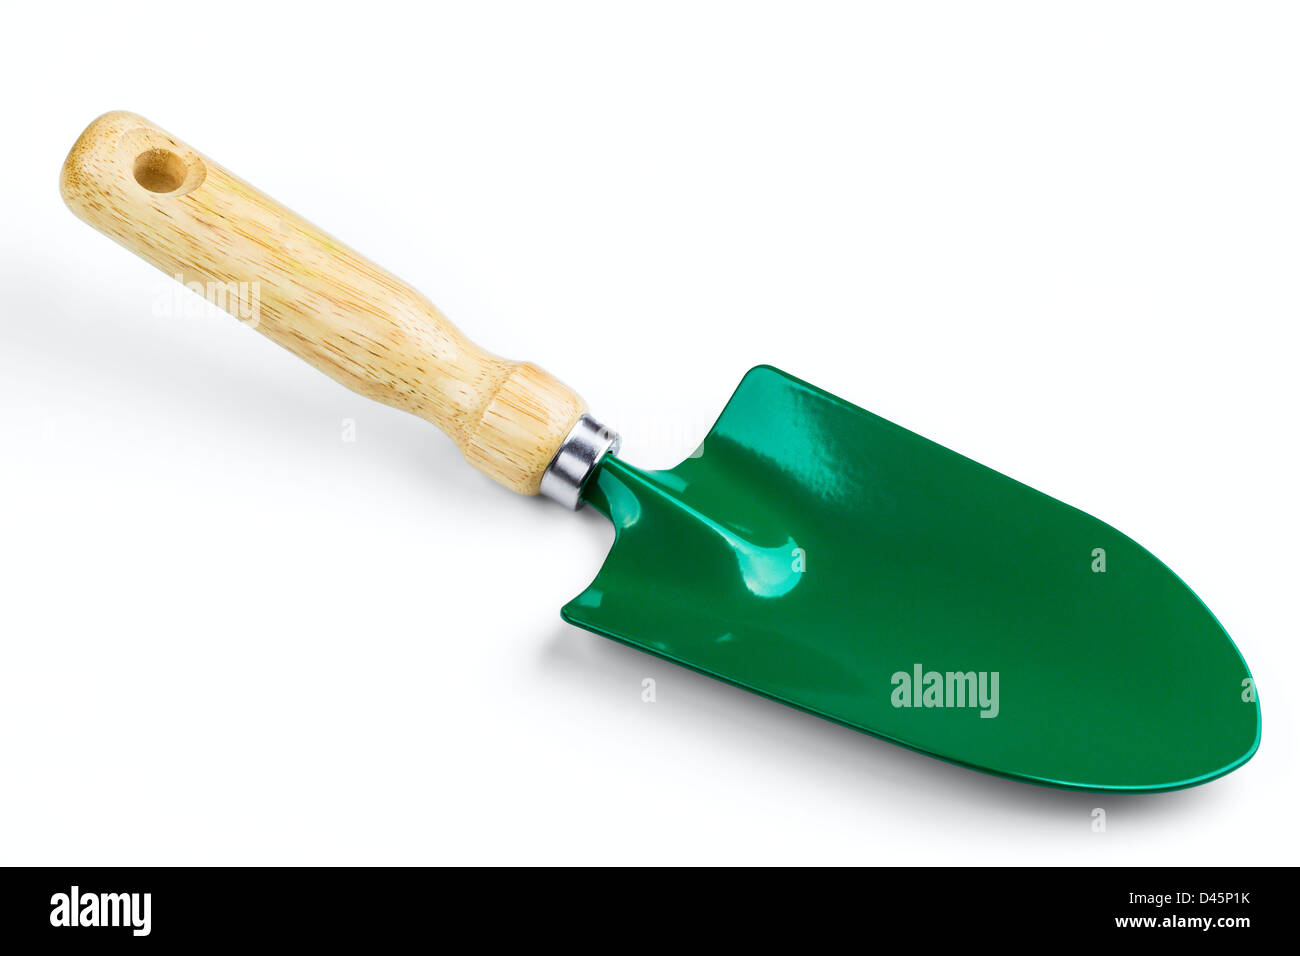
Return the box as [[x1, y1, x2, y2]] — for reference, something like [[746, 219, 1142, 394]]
[[61, 112, 1260, 793]]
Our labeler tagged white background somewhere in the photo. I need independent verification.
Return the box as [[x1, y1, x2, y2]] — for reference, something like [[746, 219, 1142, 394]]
[[2, 2, 1296, 865]]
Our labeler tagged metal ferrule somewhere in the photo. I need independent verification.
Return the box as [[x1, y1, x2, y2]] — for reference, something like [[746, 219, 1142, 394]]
[[539, 414, 621, 510]]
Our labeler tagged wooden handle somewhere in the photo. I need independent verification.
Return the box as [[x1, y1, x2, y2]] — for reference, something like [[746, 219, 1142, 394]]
[[60, 111, 586, 495]]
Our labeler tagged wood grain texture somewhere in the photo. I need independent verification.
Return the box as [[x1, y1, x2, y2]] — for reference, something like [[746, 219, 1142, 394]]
[[60, 111, 586, 495]]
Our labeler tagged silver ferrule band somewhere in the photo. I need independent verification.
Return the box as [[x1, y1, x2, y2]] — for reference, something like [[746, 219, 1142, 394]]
[[539, 414, 621, 510]]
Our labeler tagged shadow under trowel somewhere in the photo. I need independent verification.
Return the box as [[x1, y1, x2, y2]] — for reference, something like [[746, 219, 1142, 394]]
[[9, 254, 1240, 827], [538, 620, 1231, 825], [0, 253, 509, 507]]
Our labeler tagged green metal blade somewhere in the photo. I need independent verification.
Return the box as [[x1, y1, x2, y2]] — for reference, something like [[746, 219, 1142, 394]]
[[561, 366, 1260, 791]]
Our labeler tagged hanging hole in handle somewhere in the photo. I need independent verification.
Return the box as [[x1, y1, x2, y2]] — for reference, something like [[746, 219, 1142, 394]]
[[133, 148, 189, 193], [119, 126, 206, 197]]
